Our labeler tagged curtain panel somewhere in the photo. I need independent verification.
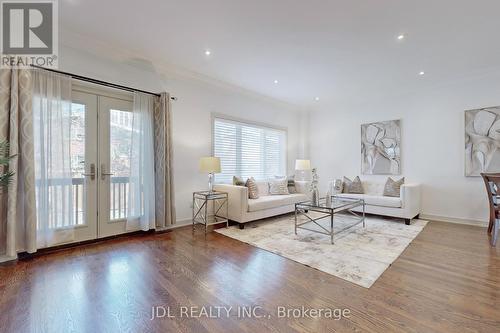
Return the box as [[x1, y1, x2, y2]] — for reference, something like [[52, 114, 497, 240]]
[[126, 92, 156, 231], [32, 69, 75, 248], [0, 69, 37, 259], [153, 92, 176, 228]]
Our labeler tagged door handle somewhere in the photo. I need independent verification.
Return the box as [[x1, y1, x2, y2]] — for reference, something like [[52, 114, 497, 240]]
[[82, 163, 96, 180], [101, 164, 114, 180]]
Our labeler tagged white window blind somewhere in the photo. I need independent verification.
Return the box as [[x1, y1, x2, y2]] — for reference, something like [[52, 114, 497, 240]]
[[213, 117, 287, 183]]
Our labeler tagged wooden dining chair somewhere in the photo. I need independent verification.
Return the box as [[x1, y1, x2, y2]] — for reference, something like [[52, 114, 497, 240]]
[[481, 173, 500, 246]]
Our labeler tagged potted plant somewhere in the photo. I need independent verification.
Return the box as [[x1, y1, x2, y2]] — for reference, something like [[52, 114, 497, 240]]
[[0, 141, 14, 191]]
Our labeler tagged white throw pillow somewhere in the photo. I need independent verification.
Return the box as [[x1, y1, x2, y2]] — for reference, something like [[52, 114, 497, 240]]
[[268, 178, 289, 195]]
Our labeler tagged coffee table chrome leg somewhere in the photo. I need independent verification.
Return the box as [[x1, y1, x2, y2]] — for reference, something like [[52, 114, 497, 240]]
[[226, 198, 229, 228], [204, 199, 208, 234], [362, 201, 366, 228], [192, 194, 196, 232], [330, 212, 334, 244], [294, 208, 298, 235]]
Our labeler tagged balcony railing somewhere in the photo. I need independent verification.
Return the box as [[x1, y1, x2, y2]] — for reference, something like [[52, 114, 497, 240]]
[[36, 176, 130, 229], [109, 176, 130, 220]]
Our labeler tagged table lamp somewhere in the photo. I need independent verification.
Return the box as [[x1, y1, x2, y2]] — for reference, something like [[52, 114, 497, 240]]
[[295, 159, 311, 170], [199, 157, 221, 192]]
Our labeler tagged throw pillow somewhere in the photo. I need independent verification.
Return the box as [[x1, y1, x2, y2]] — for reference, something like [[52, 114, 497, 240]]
[[383, 177, 404, 197], [269, 178, 290, 195], [287, 176, 296, 194], [233, 176, 246, 186], [342, 176, 364, 194], [246, 177, 259, 199], [332, 179, 343, 193]]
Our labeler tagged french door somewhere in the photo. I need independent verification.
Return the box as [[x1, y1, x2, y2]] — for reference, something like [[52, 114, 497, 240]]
[[97, 96, 134, 237], [69, 87, 135, 243]]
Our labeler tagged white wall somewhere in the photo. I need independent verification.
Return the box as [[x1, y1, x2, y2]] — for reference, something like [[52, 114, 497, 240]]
[[59, 45, 305, 224], [309, 70, 500, 225]]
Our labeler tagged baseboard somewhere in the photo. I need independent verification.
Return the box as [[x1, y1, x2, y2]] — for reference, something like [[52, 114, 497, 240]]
[[419, 214, 488, 227], [175, 217, 193, 225], [0, 255, 17, 264], [156, 219, 192, 232]]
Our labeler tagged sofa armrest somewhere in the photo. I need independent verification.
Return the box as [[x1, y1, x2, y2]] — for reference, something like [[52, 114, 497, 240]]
[[400, 183, 421, 217], [213, 184, 248, 222], [295, 181, 311, 194]]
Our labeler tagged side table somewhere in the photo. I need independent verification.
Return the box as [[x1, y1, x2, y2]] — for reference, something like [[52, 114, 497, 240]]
[[192, 191, 229, 233]]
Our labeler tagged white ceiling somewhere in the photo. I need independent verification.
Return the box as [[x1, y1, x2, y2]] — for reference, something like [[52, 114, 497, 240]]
[[60, 0, 500, 108]]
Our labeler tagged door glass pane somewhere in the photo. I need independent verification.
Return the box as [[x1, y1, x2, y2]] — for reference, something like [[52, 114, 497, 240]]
[[109, 109, 133, 220], [70, 102, 86, 225]]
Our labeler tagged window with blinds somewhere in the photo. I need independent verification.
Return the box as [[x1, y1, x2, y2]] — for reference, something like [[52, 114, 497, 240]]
[[213, 117, 287, 184]]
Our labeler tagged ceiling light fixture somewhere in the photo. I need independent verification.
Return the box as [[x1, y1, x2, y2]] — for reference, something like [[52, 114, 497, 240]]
[[205, 50, 211, 56], [397, 34, 405, 40], [315, 97, 320, 101], [274, 80, 279, 84], [419, 71, 425, 76]]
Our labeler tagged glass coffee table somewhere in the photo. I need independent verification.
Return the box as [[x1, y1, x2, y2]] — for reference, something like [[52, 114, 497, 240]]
[[295, 196, 365, 244]]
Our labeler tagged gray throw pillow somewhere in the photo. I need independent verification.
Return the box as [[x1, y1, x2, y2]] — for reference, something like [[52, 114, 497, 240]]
[[383, 177, 404, 197], [342, 176, 364, 194], [233, 176, 246, 186], [245, 177, 259, 199], [287, 175, 296, 194]]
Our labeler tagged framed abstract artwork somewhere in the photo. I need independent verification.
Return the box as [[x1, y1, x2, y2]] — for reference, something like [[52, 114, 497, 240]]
[[361, 120, 401, 175], [465, 107, 500, 176]]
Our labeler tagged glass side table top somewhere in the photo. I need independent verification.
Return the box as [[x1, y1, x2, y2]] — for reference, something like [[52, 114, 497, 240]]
[[193, 190, 228, 200]]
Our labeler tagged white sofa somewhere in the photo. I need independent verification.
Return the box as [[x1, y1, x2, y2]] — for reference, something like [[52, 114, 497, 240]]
[[214, 181, 309, 228], [335, 179, 421, 225]]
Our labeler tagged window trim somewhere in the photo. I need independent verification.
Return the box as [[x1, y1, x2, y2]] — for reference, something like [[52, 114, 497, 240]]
[[211, 112, 288, 182]]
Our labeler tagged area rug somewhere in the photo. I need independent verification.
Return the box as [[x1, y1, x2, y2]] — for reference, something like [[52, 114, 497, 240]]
[[215, 213, 428, 288]]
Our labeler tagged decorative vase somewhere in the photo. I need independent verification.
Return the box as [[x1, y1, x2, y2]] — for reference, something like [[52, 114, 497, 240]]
[[325, 191, 332, 207], [311, 188, 320, 206], [310, 168, 320, 205]]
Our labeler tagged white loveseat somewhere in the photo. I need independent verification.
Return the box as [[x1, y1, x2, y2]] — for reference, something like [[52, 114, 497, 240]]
[[214, 181, 309, 228], [335, 179, 421, 225]]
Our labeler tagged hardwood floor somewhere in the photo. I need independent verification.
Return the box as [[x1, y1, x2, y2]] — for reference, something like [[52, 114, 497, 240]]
[[0, 219, 499, 333]]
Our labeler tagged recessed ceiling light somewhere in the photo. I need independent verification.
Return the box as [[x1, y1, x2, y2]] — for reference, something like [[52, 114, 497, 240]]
[[315, 97, 320, 101], [419, 71, 425, 76], [205, 50, 211, 56], [274, 80, 279, 84], [397, 34, 405, 40]]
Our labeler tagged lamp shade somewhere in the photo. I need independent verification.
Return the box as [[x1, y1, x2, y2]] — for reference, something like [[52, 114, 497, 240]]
[[295, 159, 311, 171], [199, 157, 221, 173]]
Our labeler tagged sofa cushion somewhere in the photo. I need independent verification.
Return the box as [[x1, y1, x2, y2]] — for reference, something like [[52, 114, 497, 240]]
[[361, 181, 385, 195], [336, 193, 402, 208], [256, 181, 269, 196], [248, 194, 308, 212]]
